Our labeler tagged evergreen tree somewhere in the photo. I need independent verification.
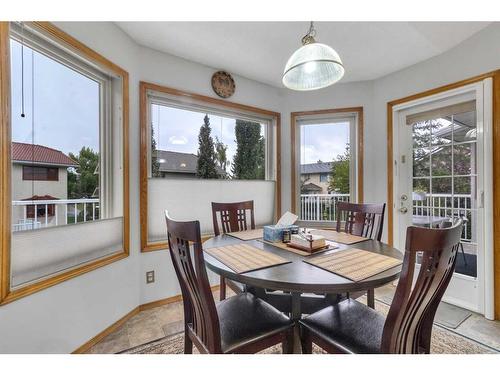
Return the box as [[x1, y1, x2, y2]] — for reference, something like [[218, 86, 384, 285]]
[[151, 127, 161, 178], [232, 120, 265, 180], [196, 115, 219, 179]]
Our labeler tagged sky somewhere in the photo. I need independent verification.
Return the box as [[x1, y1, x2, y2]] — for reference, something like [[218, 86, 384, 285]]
[[300, 122, 350, 164], [10, 39, 100, 156]]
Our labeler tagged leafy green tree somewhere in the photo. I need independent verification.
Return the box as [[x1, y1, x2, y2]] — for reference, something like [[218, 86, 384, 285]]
[[232, 120, 265, 180], [196, 115, 219, 179], [328, 144, 350, 194], [68, 147, 99, 199], [151, 127, 161, 178], [214, 136, 229, 176]]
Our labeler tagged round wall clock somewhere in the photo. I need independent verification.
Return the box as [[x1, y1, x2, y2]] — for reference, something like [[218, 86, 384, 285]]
[[211, 71, 235, 99]]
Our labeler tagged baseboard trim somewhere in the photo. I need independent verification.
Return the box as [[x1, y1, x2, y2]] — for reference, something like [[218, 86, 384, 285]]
[[72, 306, 140, 354], [72, 284, 220, 354]]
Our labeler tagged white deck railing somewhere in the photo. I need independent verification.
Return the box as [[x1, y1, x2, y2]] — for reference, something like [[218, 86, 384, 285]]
[[300, 194, 350, 221], [12, 198, 99, 232], [299, 193, 474, 243]]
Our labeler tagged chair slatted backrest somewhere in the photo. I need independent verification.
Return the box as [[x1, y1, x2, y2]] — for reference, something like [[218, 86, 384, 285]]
[[335, 202, 386, 241], [381, 219, 463, 354], [211, 201, 255, 236], [165, 211, 222, 353]]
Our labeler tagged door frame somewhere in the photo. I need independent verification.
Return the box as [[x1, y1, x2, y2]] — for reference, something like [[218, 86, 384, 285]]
[[386, 70, 500, 320]]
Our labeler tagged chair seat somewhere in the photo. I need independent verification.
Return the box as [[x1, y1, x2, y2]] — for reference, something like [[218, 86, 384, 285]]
[[217, 292, 293, 353], [299, 298, 385, 353]]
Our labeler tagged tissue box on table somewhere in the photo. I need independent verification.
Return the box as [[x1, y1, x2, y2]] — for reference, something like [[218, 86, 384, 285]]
[[263, 225, 299, 242]]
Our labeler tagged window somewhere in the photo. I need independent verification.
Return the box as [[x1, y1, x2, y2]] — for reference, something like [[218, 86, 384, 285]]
[[140, 82, 280, 251], [292, 108, 363, 222], [22, 166, 59, 181], [149, 103, 270, 181], [0, 22, 129, 304]]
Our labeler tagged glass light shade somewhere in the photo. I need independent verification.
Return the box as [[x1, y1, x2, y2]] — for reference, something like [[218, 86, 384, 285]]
[[282, 42, 344, 91]]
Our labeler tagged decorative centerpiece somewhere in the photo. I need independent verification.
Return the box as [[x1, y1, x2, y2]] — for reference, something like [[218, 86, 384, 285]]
[[289, 233, 326, 253]]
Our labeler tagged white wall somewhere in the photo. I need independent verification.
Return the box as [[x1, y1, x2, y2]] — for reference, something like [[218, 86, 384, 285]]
[[1, 21, 499, 353]]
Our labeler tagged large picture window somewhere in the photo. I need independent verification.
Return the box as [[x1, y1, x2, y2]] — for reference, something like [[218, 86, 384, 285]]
[[291, 108, 363, 223], [0, 22, 129, 304], [140, 82, 280, 251]]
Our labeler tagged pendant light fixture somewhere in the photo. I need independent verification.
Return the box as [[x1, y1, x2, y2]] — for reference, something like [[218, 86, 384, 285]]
[[282, 22, 344, 91]]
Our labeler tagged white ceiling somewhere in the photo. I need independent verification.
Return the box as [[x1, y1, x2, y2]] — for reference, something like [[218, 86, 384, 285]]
[[116, 22, 490, 88]]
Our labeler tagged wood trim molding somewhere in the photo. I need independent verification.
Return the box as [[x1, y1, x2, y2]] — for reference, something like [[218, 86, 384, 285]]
[[386, 70, 500, 320], [140, 81, 282, 252], [0, 22, 130, 305], [290, 107, 364, 214], [73, 285, 220, 353]]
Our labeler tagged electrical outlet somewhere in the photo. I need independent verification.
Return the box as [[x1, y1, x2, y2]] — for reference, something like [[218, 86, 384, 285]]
[[146, 270, 155, 284]]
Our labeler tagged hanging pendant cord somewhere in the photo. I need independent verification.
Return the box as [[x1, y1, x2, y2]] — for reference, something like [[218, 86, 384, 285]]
[[31, 48, 35, 198], [21, 22, 25, 118]]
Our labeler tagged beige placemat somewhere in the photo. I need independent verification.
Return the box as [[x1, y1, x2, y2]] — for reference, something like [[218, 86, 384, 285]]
[[258, 239, 337, 257], [226, 228, 263, 241], [204, 243, 290, 274], [304, 248, 402, 281], [308, 229, 369, 245]]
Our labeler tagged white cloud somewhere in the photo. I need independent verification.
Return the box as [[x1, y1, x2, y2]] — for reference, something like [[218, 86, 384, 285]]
[[168, 136, 188, 145]]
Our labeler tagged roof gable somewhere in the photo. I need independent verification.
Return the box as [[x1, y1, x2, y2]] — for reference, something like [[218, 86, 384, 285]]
[[12, 142, 78, 167]]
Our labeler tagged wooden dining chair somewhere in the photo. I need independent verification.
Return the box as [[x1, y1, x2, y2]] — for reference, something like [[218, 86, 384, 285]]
[[336, 202, 386, 241], [165, 211, 294, 354], [211, 200, 255, 300], [299, 219, 463, 354], [335, 201, 386, 307]]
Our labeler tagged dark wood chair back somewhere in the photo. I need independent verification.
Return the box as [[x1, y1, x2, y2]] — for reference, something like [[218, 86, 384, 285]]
[[381, 219, 463, 354], [165, 211, 222, 353], [335, 202, 386, 241], [211, 200, 255, 236]]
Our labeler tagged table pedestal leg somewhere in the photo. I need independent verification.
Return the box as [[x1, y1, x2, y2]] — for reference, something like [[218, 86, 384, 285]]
[[291, 292, 302, 353], [367, 288, 375, 308]]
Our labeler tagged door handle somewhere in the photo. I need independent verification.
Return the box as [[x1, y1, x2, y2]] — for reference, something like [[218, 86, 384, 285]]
[[399, 206, 408, 214]]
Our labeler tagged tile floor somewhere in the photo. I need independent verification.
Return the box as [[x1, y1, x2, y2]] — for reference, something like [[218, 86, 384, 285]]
[[87, 285, 500, 354]]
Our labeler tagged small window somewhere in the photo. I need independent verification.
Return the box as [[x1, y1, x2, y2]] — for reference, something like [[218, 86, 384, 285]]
[[293, 110, 362, 222], [22, 166, 59, 181]]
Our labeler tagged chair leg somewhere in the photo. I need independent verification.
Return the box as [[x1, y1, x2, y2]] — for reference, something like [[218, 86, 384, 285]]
[[184, 331, 193, 354], [367, 288, 375, 309], [219, 276, 226, 301], [460, 243, 467, 266], [300, 328, 313, 354], [282, 328, 294, 354]]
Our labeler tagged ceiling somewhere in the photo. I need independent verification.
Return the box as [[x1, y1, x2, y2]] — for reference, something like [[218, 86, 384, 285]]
[[116, 22, 490, 88]]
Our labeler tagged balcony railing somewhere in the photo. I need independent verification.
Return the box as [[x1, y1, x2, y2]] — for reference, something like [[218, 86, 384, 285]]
[[300, 194, 350, 221], [12, 198, 99, 232], [299, 193, 475, 243]]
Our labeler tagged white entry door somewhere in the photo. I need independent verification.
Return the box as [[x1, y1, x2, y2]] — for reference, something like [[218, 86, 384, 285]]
[[392, 80, 494, 316]]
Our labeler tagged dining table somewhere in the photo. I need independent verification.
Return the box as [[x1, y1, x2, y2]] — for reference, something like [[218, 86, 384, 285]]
[[202, 231, 403, 353]]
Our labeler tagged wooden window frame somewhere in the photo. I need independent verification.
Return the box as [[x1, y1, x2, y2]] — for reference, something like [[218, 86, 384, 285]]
[[386, 70, 500, 319], [22, 165, 59, 181], [140, 81, 281, 252], [290, 107, 364, 215], [0, 22, 130, 305]]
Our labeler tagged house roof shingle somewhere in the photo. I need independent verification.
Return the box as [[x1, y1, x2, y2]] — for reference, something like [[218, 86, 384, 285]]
[[155, 150, 225, 175], [300, 161, 334, 174], [12, 142, 77, 167]]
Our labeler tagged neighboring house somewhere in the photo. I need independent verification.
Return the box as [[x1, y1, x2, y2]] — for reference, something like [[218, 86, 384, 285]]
[[154, 149, 226, 178], [300, 161, 334, 194], [11, 142, 77, 230]]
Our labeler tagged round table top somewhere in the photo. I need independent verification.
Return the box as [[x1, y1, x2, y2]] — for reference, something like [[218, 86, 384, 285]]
[[203, 234, 403, 294]]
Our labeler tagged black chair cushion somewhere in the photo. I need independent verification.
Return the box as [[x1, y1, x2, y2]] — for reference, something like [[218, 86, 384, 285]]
[[217, 292, 293, 353], [299, 298, 385, 353]]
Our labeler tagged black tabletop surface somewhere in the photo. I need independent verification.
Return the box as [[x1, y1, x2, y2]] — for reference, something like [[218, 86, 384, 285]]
[[203, 234, 403, 294]]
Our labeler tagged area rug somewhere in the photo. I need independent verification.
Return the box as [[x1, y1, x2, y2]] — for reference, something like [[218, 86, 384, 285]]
[[121, 300, 496, 354]]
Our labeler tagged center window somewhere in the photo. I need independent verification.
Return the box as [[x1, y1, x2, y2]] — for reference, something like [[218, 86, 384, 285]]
[[149, 103, 269, 181]]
